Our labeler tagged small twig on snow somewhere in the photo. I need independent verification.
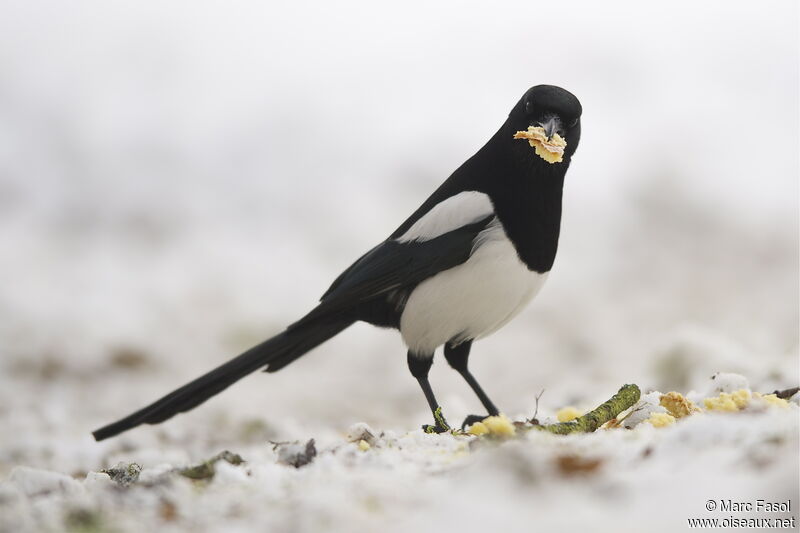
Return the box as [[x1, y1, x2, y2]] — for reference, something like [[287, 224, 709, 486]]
[[535, 384, 641, 435]]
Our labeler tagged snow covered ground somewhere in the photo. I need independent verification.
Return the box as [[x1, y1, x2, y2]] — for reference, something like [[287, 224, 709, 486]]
[[0, 1, 797, 531], [1, 379, 798, 533]]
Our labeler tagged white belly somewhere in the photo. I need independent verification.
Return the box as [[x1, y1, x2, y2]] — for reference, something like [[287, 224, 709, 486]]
[[399, 221, 548, 355]]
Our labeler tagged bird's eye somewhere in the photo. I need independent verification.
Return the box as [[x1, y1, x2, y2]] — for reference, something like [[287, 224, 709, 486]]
[[524, 100, 534, 114]]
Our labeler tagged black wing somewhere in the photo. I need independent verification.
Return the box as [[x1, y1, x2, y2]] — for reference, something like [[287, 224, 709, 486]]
[[291, 214, 495, 329]]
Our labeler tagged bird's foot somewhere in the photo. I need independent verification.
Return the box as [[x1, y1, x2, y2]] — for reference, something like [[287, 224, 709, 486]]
[[422, 406, 451, 434], [461, 414, 490, 431]]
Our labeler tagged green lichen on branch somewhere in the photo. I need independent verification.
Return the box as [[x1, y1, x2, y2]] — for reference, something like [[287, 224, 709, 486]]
[[536, 384, 641, 435]]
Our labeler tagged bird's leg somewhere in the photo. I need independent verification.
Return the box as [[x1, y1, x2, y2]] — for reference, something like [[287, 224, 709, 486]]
[[444, 341, 501, 429], [407, 351, 451, 434]]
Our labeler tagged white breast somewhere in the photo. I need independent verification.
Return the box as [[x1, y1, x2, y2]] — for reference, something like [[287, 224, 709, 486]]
[[399, 217, 547, 355]]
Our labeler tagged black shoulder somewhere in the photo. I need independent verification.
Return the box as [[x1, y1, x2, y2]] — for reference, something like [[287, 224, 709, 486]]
[[389, 160, 485, 240]]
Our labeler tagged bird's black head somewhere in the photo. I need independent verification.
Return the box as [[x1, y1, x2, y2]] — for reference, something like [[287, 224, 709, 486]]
[[509, 85, 582, 160]]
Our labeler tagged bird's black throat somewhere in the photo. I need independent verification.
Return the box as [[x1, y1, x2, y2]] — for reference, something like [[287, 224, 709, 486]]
[[474, 121, 567, 273], [392, 121, 569, 274]]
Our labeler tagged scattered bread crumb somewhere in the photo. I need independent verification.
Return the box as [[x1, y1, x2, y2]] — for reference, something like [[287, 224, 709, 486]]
[[703, 394, 737, 411], [481, 415, 517, 437], [645, 412, 676, 428], [731, 389, 751, 408], [703, 388, 791, 412], [660, 392, 700, 418], [357, 439, 370, 452], [556, 406, 582, 423], [513, 126, 566, 163], [753, 392, 790, 408], [703, 389, 752, 412], [467, 422, 489, 436]]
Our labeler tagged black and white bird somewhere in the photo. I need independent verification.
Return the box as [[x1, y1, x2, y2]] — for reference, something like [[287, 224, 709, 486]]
[[93, 84, 582, 440]]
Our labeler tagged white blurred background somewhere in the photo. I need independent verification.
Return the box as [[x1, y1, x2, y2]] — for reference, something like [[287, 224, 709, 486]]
[[0, 1, 797, 468]]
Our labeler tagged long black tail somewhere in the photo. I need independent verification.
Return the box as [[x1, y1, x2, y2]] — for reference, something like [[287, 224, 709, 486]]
[[92, 317, 353, 441]]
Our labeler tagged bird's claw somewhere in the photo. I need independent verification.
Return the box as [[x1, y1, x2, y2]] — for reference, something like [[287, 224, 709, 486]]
[[461, 414, 489, 431], [422, 423, 451, 434], [423, 406, 451, 434]]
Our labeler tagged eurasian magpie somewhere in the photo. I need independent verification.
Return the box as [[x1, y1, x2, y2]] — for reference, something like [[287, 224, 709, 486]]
[[92, 84, 582, 440]]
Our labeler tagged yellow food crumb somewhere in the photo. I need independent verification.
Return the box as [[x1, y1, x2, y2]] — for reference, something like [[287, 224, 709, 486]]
[[660, 392, 700, 418], [703, 389, 752, 412], [467, 422, 489, 436], [556, 406, 582, 423], [731, 389, 751, 408], [513, 126, 567, 164], [753, 392, 790, 408], [481, 414, 517, 437], [645, 412, 676, 428], [703, 394, 738, 411], [357, 439, 370, 451]]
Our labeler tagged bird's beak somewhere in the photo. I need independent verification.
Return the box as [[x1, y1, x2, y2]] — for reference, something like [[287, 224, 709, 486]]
[[537, 116, 562, 141]]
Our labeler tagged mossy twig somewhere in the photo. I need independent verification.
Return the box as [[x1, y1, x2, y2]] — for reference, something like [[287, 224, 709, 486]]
[[536, 384, 641, 435]]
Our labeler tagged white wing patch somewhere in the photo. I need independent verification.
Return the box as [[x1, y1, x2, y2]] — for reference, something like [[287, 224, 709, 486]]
[[395, 191, 494, 243]]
